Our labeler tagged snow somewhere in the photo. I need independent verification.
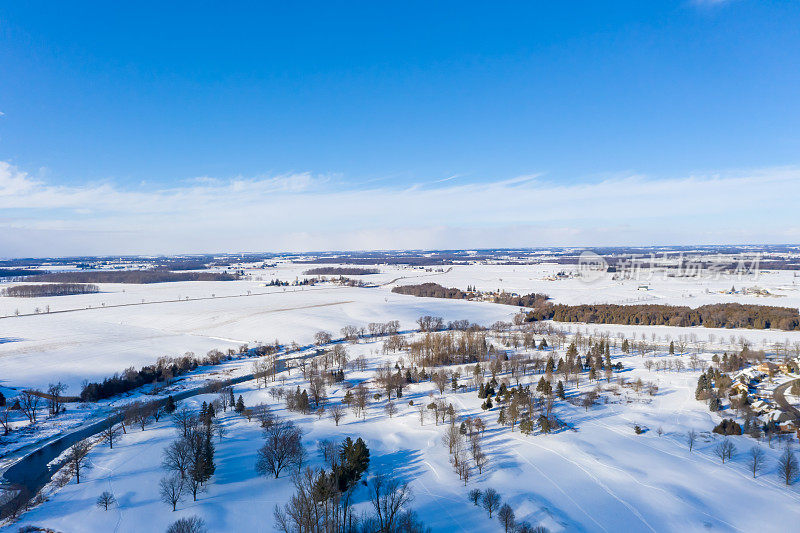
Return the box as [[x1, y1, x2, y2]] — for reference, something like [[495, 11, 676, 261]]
[[3, 261, 799, 394], [3, 262, 800, 532], [6, 338, 800, 533], [0, 282, 515, 392]]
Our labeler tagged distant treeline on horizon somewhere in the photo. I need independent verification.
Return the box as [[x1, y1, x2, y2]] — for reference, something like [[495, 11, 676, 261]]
[[303, 267, 380, 276], [21, 270, 238, 284]]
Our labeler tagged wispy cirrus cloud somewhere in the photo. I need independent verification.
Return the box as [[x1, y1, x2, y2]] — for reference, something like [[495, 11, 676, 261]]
[[1, 160, 799, 256]]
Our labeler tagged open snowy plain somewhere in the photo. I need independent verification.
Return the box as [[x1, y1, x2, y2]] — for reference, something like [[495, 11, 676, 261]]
[[2, 261, 799, 392]]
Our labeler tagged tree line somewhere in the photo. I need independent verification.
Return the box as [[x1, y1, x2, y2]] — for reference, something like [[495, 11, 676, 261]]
[[392, 283, 549, 309], [392, 282, 469, 299], [526, 302, 800, 331], [27, 270, 237, 284], [79, 348, 252, 401], [1, 283, 99, 297], [303, 267, 380, 276]]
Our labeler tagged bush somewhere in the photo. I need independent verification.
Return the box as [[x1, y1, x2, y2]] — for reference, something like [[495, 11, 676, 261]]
[[713, 419, 742, 436], [166, 516, 208, 533]]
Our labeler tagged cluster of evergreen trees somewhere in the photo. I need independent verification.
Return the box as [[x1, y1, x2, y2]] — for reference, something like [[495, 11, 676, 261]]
[[275, 439, 425, 532], [695, 368, 729, 412], [478, 376, 557, 435], [285, 386, 312, 414], [322, 437, 371, 492]]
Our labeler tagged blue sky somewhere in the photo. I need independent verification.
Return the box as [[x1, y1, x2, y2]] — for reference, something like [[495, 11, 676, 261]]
[[1, 1, 799, 256]]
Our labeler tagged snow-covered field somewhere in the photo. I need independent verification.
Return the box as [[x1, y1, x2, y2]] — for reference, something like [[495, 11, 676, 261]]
[[6, 338, 800, 533], [2, 261, 799, 393], [3, 261, 800, 532], [0, 279, 513, 392]]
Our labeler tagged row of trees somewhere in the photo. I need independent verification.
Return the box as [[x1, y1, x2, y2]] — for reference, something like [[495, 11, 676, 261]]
[[392, 282, 469, 300], [29, 270, 237, 284], [467, 488, 545, 533], [1, 283, 99, 297], [687, 431, 800, 485], [79, 349, 244, 401], [526, 302, 800, 331], [303, 267, 380, 276]]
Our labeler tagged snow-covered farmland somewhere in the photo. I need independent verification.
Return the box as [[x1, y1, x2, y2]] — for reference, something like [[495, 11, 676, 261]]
[[0, 281, 514, 392], [3, 261, 800, 533], [2, 261, 799, 393]]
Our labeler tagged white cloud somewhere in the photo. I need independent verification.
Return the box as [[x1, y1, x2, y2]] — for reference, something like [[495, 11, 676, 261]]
[[1, 161, 798, 256]]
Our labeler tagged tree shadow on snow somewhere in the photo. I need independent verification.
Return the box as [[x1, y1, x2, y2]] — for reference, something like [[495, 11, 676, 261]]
[[369, 448, 426, 485]]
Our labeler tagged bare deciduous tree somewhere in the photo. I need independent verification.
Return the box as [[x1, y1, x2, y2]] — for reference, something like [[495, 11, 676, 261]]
[[778, 446, 799, 485], [498, 503, 515, 533], [482, 488, 501, 518], [314, 331, 332, 346], [475, 451, 487, 474], [96, 491, 117, 510], [256, 420, 304, 478], [468, 488, 482, 506], [163, 439, 192, 479], [714, 438, 736, 464], [166, 516, 208, 533], [369, 474, 414, 532], [66, 441, 92, 483], [160, 474, 184, 511], [173, 407, 196, 438], [0, 406, 11, 435], [329, 404, 345, 426], [432, 372, 448, 395], [686, 429, 697, 452], [747, 446, 766, 478], [101, 420, 122, 449], [47, 382, 68, 415], [19, 390, 42, 424]]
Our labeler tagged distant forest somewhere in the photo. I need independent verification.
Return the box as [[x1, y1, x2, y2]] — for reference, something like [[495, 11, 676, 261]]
[[304, 267, 380, 276], [525, 302, 800, 331], [1, 283, 99, 297], [27, 270, 237, 284], [392, 283, 469, 299], [0, 268, 44, 278], [392, 282, 549, 308]]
